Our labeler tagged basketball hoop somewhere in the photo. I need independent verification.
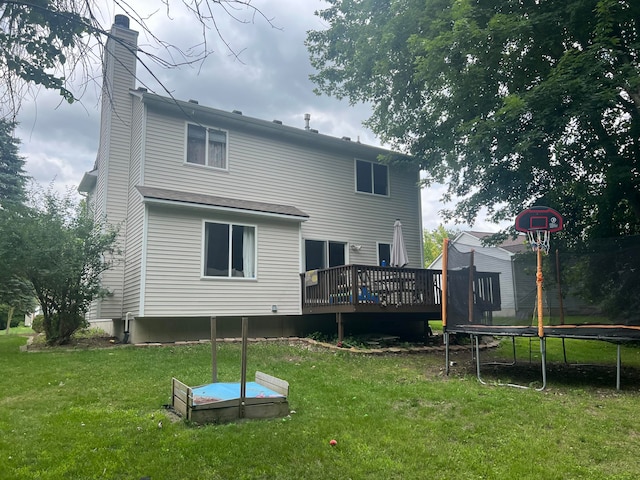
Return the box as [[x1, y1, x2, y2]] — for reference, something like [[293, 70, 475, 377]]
[[515, 206, 563, 255]]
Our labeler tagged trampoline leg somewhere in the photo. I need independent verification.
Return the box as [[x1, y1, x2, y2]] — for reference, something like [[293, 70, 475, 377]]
[[562, 338, 567, 364], [510, 337, 517, 366], [616, 344, 621, 391], [474, 335, 487, 385], [445, 332, 450, 376], [470, 334, 476, 362], [536, 337, 547, 391]]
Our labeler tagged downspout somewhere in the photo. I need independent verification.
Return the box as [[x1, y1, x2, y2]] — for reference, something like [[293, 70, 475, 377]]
[[123, 312, 134, 344]]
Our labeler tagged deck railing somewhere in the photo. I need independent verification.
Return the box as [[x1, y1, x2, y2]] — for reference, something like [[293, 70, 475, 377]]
[[301, 265, 501, 313]]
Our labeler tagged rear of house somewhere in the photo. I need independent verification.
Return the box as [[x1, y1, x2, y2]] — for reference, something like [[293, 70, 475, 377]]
[[79, 16, 424, 343]]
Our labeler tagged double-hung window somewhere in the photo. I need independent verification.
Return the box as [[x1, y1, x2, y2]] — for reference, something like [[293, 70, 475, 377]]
[[186, 124, 227, 169], [355, 159, 388, 196], [203, 222, 256, 278]]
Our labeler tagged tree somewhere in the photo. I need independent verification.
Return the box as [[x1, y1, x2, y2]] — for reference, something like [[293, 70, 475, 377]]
[[0, 277, 35, 333], [1, 1, 276, 118], [307, 0, 640, 241], [423, 225, 457, 266], [0, 118, 28, 207], [0, 117, 32, 332], [2, 189, 119, 344]]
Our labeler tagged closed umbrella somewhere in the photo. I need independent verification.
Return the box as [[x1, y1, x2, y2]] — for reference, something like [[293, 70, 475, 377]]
[[390, 219, 409, 267]]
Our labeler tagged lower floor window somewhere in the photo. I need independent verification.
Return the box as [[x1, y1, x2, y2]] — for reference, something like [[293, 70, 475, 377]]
[[305, 239, 346, 270], [204, 222, 256, 278]]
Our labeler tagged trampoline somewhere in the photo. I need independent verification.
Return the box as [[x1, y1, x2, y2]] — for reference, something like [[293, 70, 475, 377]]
[[442, 208, 640, 390]]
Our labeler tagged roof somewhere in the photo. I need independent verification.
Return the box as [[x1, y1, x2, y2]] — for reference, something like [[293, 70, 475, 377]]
[[135, 90, 412, 162], [78, 169, 97, 193], [136, 186, 309, 221], [464, 231, 528, 254]]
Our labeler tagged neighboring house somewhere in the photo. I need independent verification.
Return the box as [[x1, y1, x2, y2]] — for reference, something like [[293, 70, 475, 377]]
[[429, 231, 527, 317], [79, 16, 423, 343]]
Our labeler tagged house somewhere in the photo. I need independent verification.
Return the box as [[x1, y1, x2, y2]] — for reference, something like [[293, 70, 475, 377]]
[[429, 231, 527, 317], [79, 16, 424, 343]]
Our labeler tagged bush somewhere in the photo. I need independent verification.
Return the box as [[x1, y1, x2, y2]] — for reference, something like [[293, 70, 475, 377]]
[[31, 314, 44, 333]]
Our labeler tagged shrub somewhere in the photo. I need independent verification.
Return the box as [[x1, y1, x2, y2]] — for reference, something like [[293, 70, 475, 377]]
[[31, 314, 45, 333]]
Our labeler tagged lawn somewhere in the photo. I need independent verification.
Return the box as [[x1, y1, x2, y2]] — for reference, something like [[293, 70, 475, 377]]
[[2, 333, 640, 479]]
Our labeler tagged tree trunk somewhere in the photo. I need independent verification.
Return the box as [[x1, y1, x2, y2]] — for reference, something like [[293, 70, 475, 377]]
[[5, 306, 15, 335]]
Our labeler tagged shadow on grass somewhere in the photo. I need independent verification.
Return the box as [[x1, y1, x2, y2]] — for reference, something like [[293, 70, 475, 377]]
[[460, 360, 640, 391]]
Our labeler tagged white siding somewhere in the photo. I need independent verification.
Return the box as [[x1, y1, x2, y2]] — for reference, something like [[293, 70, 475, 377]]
[[141, 110, 422, 270], [142, 205, 302, 316], [86, 23, 139, 320], [122, 97, 145, 315]]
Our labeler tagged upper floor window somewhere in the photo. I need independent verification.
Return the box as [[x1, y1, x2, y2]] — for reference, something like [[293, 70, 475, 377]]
[[355, 159, 388, 196], [203, 221, 256, 278], [186, 124, 227, 169]]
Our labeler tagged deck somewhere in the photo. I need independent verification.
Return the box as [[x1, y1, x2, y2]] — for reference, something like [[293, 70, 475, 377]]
[[301, 264, 501, 315]]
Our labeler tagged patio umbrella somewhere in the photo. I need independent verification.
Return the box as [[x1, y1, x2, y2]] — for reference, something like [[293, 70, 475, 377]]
[[390, 219, 409, 267]]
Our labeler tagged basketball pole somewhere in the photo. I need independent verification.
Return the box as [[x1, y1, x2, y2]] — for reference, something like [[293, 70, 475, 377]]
[[536, 240, 548, 391], [536, 243, 544, 339]]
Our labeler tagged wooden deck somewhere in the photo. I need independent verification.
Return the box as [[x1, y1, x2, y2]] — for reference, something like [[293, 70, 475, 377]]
[[301, 264, 501, 315]]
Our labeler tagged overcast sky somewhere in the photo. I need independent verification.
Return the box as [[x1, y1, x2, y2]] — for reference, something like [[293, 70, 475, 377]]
[[15, 0, 500, 232]]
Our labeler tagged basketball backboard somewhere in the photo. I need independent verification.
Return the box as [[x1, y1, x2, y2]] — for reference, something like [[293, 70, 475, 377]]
[[515, 206, 563, 233]]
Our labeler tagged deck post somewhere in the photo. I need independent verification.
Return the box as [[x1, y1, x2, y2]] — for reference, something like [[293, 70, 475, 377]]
[[616, 344, 621, 391], [210, 316, 217, 383], [336, 312, 344, 343]]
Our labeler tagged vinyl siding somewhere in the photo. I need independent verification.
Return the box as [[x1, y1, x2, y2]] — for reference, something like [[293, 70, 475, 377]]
[[141, 109, 422, 270], [87, 24, 138, 320], [122, 97, 145, 314], [142, 205, 301, 316]]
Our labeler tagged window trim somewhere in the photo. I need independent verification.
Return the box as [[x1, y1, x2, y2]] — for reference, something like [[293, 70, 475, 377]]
[[354, 158, 389, 196], [201, 220, 258, 280], [185, 123, 229, 171]]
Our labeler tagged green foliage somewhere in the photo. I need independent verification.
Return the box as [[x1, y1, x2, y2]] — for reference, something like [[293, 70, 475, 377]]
[[423, 225, 457, 266], [31, 314, 44, 333], [0, 305, 20, 330], [0, 1, 91, 108], [0, 188, 119, 345], [307, 0, 640, 241], [0, 119, 28, 206]]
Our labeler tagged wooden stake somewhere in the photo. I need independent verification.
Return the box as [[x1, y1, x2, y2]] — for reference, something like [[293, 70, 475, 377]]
[[210, 316, 217, 383], [240, 316, 248, 418]]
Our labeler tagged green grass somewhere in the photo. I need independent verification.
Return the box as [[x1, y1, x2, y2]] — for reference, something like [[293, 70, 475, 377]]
[[2, 335, 640, 479], [4, 325, 34, 335]]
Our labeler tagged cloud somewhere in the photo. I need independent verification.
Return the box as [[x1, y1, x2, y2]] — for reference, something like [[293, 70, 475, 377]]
[[13, 0, 504, 232]]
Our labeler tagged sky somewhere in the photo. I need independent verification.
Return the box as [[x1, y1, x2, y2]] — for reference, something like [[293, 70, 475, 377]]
[[14, 0, 501, 233]]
